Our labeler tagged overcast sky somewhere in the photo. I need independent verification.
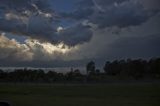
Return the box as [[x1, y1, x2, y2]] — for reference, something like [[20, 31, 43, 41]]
[[0, 0, 160, 67]]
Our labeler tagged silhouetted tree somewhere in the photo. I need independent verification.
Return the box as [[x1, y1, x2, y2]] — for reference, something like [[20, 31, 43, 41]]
[[104, 61, 111, 74], [149, 58, 160, 78], [86, 61, 95, 75], [95, 69, 100, 74], [0, 58, 160, 83]]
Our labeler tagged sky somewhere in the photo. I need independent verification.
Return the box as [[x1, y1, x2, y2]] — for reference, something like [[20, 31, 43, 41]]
[[0, 0, 160, 68]]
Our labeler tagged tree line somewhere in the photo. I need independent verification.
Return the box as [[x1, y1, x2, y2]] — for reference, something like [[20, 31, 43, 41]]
[[0, 58, 160, 83]]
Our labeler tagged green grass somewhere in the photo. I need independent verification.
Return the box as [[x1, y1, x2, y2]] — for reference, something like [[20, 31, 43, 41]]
[[0, 83, 160, 106]]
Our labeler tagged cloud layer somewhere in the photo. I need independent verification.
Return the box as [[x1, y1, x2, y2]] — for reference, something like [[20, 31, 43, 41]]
[[0, 33, 75, 62], [64, 0, 159, 29], [0, 0, 92, 46], [0, 33, 32, 61], [0, 0, 160, 67], [0, 0, 159, 46]]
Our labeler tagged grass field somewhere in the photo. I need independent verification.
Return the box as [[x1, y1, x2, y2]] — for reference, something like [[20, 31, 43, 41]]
[[0, 83, 160, 106]]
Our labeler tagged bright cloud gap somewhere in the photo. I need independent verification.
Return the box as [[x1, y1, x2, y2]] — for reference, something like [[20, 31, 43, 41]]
[[0, 33, 75, 61]]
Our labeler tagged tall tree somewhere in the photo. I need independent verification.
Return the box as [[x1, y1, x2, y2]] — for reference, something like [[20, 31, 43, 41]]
[[86, 61, 96, 75]]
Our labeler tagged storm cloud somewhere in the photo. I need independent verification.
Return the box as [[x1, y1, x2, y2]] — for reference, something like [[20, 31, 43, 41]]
[[0, 0, 92, 46], [0, 0, 160, 67], [105, 34, 160, 59], [63, 0, 159, 29], [0, 0, 159, 47]]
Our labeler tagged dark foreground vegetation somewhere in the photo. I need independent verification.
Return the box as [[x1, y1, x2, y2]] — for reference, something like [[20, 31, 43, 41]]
[[0, 58, 160, 106], [0, 58, 160, 83]]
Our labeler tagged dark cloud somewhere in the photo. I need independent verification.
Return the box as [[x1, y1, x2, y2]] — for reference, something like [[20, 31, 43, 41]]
[[104, 34, 160, 59], [0, 0, 159, 47], [92, 0, 129, 8], [0, 59, 89, 68], [0, 0, 93, 46], [90, 1, 155, 28], [0, 0, 52, 13], [57, 23, 92, 46], [140, 0, 160, 10], [64, 0, 159, 29], [0, 0, 55, 40], [0, 0, 160, 68]]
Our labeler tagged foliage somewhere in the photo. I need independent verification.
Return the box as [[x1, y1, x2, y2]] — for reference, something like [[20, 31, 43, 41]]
[[0, 58, 160, 83]]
